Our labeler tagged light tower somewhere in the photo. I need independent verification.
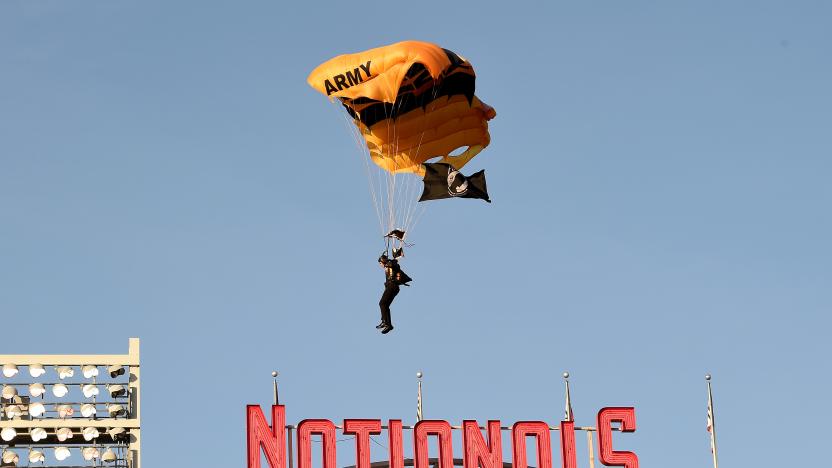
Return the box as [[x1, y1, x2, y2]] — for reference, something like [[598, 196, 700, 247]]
[[0, 338, 141, 467]]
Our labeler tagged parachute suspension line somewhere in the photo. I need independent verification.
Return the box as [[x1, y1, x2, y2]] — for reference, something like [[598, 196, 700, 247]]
[[335, 100, 385, 236], [388, 91, 410, 237], [393, 86, 422, 238], [390, 94, 406, 235], [340, 104, 385, 237], [384, 100, 397, 236], [401, 82, 441, 236]]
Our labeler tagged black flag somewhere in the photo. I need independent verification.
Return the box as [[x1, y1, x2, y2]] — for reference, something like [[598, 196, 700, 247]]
[[418, 163, 490, 203], [386, 229, 406, 240]]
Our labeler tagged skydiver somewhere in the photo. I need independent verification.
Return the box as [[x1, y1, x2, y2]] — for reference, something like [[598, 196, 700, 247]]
[[377, 253, 411, 334]]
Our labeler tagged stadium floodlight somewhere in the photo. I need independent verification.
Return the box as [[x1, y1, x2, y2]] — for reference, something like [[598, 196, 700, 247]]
[[2, 385, 17, 400], [1, 428, 16, 442], [82, 365, 99, 378], [2, 449, 19, 465], [107, 403, 126, 417], [28, 449, 46, 463], [52, 383, 69, 397], [82, 447, 100, 461], [102, 448, 117, 463], [5, 404, 23, 419], [107, 427, 127, 442], [28, 402, 46, 418], [30, 427, 48, 442], [57, 427, 73, 442], [82, 426, 100, 441], [108, 365, 125, 378], [55, 446, 71, 461], [28, 363, 46, 378], [56, 404, 74, 419], [107, 384, 126, 398], [82, 383, 99, 398], [80, 403, 97, 418], [2, 363, 18, 378], [28, 383, 46, 397], [56, 366, 74, 379]]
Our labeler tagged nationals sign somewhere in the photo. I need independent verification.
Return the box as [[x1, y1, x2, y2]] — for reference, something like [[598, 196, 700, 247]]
[[247, 405, 639, 468]]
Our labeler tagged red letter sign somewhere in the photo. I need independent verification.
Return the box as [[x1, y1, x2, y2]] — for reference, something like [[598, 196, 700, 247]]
[[388, 419, 404, 468], [344, 419, 382, 468], [414, 420, 454, 468], [512, 422, 552, 468], [247, 405, 286, 468], [597, 408, 638, 468], [560, 421, 577, 468], [463, 420, 502, 468], [297, 419, 337, 468]]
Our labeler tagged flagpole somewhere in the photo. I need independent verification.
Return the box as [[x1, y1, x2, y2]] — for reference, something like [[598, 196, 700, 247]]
[[416, 371, 423, 422], [272, 371, 279, 405], [563, 371, 574, 422], [706, 374, 719, 468]]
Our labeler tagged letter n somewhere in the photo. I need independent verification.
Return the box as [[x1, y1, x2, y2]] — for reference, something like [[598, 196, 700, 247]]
[[512, 421, 552, 468], [463, 420, 502, 468], [597, 407, 638, 468], [414, 420, 453, 468], [247, 405, 286, 468]]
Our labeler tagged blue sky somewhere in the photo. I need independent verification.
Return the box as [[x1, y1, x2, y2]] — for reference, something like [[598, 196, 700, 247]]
[[1, 1, 830, 467]]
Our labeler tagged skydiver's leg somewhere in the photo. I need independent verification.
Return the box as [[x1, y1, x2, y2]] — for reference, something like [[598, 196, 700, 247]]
[[379, 284, 399, 328], [379, 286, 394, 326]]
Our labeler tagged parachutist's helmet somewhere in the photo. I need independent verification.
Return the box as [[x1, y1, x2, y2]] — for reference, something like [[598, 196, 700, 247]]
[[378, 254, 389, 265]]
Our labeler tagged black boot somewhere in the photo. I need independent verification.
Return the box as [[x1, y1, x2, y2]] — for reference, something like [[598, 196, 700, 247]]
[[376, 321, 387, 329]]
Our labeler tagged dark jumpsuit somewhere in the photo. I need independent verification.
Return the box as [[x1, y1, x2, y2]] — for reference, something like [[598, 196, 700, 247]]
[[379, 260, 402, 326]]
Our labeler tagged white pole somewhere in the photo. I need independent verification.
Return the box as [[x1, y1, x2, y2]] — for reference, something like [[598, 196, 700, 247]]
[[272, 371, 279, 406], [416, 371, 423, 422], [706, 374, 719, 468]]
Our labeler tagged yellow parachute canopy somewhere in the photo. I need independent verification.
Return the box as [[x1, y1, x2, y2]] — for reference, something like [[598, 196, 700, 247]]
[[308, 40, 496, 175]]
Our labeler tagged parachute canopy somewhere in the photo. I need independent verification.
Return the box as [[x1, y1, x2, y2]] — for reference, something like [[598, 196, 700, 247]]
[[307, 40, 496, 175]]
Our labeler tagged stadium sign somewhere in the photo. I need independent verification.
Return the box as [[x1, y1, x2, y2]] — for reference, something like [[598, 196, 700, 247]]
[[247, 405, 639, 468]]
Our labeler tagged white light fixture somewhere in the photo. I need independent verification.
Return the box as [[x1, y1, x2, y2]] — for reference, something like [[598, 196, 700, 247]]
[[28, 449, 45, 463], [82, 365, 99, 378], [56, 366, 74, 379], [57, 427, 73, 442], [102, 448, 117, 463], [52, 383, 69, 398], [5, 404, 23, 419], [107, 403, 126, 417], [57, 404, 74, 419], [80, 403, 97, 418], [28, 363, 46, 378], [30, 427, 48, 442], [107, 384, 126, 398], [108, 365, 125, 378], [1, 428, 16, 442], [82, 426, 100, 441], [2, 449, 19, 465], [2, 363, 19, 378], [29, 382, 46, 397], [82, 383, 99, 398], [54, 447, 71, 461], [28, 402, 46, 418], [82, 447, 100, 461], [107, 427, 126, 442], [2, 385, 18, 400]]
